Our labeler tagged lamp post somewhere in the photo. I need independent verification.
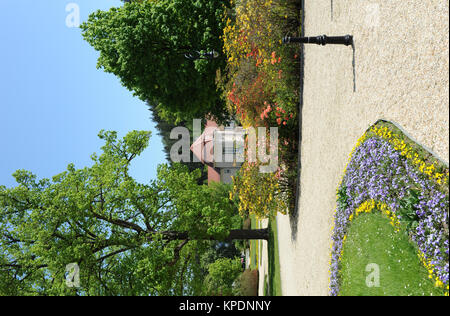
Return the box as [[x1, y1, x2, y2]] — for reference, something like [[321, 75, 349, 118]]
[[184, 50, 220, 60], [283, 34, 353, 46]]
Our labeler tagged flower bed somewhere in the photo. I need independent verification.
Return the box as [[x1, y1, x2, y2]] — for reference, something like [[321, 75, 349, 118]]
[[221, 0, 302, 216], [220, 0, 301, 130], [329, 122, 449, 296]]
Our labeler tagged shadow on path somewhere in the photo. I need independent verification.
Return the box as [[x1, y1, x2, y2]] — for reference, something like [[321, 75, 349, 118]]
[[331, 0, 334, 21], [352, 41, 356, 92], [290, 0, 305, 241]]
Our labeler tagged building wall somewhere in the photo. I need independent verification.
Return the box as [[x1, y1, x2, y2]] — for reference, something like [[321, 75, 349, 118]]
[[207, 166, 221, 184], [220, 168, 240, 184]]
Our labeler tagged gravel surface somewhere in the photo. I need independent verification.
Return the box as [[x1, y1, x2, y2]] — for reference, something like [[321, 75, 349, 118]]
[[276, 0, 449, 296]]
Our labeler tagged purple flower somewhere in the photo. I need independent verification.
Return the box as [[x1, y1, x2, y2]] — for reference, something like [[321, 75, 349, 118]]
[[329, 136, 449, 296]]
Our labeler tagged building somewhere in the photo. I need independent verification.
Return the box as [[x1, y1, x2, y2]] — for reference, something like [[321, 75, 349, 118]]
[[190, 120, 245, 184]]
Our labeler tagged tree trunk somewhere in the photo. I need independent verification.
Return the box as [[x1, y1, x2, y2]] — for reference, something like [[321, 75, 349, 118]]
[[160, 228, 269, 242], [225, 229, 269, 241]]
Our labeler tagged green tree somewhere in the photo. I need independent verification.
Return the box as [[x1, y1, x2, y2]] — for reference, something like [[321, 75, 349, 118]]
[[199, 241, 241, 277], [147, 101, 208, 184], [0, 130, 268, 296], [81, 0, 230, 124], [204, 257, 242, 296]]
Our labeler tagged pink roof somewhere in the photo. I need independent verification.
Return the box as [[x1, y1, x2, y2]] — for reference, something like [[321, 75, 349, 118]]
[[190, 120, 218, 164], [205, 119, 218, 128], [190, 120, 221, 184]]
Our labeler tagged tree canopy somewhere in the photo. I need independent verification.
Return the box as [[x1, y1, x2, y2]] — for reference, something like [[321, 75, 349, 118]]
[[0, 130, 267, 295], [204, 257, 242, 296], [81, 0, 230, 124]]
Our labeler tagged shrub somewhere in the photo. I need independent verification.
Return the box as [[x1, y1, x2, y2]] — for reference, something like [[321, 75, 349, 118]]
[[219, 1, 301, 213], [234, 269, 259, 296], [230, 161, 288, 219], [204, 258, 243, 296], [219, 0, 302, 129]]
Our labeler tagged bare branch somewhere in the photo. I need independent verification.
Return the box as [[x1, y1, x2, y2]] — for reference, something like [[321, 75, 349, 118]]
[[168, 239, 189, 267], [97, 247, 133, 263]]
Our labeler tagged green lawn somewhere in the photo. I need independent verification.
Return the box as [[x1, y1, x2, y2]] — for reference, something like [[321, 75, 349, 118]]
[[340, 212, 445, 296], [267, 217, 282, 296], [249, 216, 259, 270]]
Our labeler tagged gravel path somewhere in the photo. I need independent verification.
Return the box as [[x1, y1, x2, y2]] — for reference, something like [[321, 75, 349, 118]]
[[276, 0, 449, 296]]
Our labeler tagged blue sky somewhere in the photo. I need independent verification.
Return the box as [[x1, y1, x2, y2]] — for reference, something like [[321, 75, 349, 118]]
[[0, 0, 167, 188]]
